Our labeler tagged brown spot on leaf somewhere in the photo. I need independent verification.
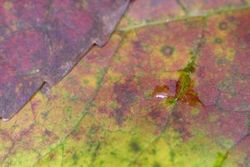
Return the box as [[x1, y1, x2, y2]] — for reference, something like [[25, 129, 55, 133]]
[[175, 72, 203, 107]]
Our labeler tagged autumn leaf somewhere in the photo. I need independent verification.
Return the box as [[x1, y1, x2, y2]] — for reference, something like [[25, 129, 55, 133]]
[[0, 0, 250, 167], [0, 0, 129, 120]]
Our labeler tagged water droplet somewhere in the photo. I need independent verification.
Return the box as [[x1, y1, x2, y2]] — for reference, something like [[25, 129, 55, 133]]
[[152, 85, 169, 99]]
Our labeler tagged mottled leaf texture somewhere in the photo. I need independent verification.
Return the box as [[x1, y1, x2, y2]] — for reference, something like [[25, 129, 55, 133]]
[[0, 0, 129, 119], [1, 0, 250, 167]]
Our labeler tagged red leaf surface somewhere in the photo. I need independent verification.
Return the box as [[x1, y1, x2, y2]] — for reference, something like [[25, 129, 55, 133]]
[[0, 0, 129, 120], [0, 0, 250, 166]]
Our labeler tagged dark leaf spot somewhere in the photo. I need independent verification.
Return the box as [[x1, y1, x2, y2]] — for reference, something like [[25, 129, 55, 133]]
[[214, 37, 223, 44], [161, 45, 175, 57], [114, 79, 137, 124], [219, 21, 228, 30], [153, 162, 161, 167], [72, 152, 79, 164], [129, 140, 141, 152]]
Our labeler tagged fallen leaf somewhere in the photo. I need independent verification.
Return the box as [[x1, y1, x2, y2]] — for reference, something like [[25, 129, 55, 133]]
[[0, 0, 129, 119]]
